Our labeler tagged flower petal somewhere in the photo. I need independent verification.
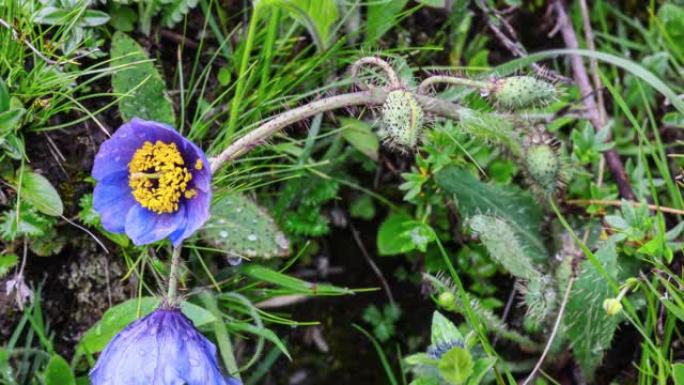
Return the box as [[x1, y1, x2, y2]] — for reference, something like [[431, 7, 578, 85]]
[[178, 191, 211, 243], [93, 171, 136, 233], [125, 204, 186, 246]]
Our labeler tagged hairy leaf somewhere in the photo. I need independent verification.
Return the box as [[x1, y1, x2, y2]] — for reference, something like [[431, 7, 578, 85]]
[[110, 31, 175, 125]]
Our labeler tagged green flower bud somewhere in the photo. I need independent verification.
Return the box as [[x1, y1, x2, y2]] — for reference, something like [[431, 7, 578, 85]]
[[488, 76, 557, 110], [525, 143, 560, 195], [379, 90, 424, 151], [437, 291, 456, 310], [602, 298, 623, 316]]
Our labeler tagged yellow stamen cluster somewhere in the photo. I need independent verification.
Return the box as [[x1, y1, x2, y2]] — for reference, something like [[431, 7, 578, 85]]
[[128, 141, 197, 214]]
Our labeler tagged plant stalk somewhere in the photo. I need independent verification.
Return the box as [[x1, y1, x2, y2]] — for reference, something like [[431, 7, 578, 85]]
[[166, 245, 183, 306]]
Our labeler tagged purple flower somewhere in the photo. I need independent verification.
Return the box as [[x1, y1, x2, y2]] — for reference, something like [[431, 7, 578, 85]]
[[92, 118, 211, 246], [90, 308, 241, 385]]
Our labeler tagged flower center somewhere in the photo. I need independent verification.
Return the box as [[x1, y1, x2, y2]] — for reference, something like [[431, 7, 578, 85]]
[[128, 141, 197, 214]]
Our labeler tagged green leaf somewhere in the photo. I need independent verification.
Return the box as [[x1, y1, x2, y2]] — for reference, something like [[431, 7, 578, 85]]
[[465, 357, 497, 385], [258, 0, 338, 50], [78, 297, 216, 354], [431, 311, 463, 346], [32, 6, 69, 25], [241, 264, 353, 295], [416, 0, 448, 7], [377, 211, 415, 256], [110, 31, 175, 126], [366, 0, 410, 42], [340, 118, 379, 161], [565, 241, 619, 380], [45, 354, 75, 385], [226, 322, 291, 360], [202, 193, 290, 259], [438, 346, 473, 385], [468, 214, 541, 280], [0, 254, 18, 278], [0, 78, 10, 112], [0, 109, 25, 132], [81, 10, 110, 26], [161, 0, 200, 28], [20, 171, 63, 217], [435, 166, 546, 261], [673, 362, 684, 385], [349, 195, 376, 220]]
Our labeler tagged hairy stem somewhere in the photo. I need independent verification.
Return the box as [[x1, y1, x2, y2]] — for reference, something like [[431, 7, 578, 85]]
[[350, 56, 401, 90], [418, 75, 490, 94], [166, 245, 183, 306]]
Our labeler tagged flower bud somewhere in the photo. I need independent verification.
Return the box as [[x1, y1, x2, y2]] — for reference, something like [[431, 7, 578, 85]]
[[525, 144, 560, 195], [602, 298, 623, 316], [437, 291, 456, 311], [488, 76, 557, 110], [379, 90, 424, 151]]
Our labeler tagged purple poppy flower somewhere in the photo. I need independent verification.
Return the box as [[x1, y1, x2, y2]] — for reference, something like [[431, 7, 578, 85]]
[[92, 118, 211, 246], [90, 307, 241, 385]]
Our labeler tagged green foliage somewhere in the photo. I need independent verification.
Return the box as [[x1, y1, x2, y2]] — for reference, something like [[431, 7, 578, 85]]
[[202, 193, 290, 260], [275, 176, 339, 237], [377, 212, 436, 255], [467, 214, 541, 280], [240, 264, 353, 296], [0, 78, 26, 137], [570, 123, 614, 165], [78, 297, 216, 354], [340, 117, 379, 161], [380, 90, 424, 151], [0, 202, 55, 241], [565, 241, 620, 380], [160, 0, 200, 28], [258, 0, 339, 50], [110, 31, 175, 126], [0, 254, 18, 278], [366, 0, 410, 42], [44, 354, 75, 385], [435, 166, 547, 261], [19, 170, 63, 217], [362, 303, 401, 342], [519, 275, 556, 328], [32, 0, 109, 53]]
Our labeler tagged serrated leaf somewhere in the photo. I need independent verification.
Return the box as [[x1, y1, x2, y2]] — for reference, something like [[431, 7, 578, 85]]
[[565, 241, 619, 380], [435, 166, 546, 261], [161, 0, 199, 28], [78, 297, 216, 354], [438, 346, 473, 385], [0, 254, 18, 278], [110, 31, 175, 126], [45, 354, 75, 385], [0, 203, 53, 240], [258, 0, 338, 50], [340, 117, 379, 161], [202, 193, 290, 259], [20, 171, 63, 216]]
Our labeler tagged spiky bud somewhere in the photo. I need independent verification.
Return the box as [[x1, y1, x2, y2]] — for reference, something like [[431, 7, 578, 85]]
[[379, 90, 424, 151], [437, 291, 456, 311], [487, 76, 557, 110], [522, 127, 567, 198]]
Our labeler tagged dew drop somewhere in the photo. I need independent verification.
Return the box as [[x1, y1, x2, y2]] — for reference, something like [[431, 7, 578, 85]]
[[219, 230, 228, 238], [235, 207, 243, 213], [227, 253, 243, 266], [275, 232, 289, 250], [245, 248, 257, 257], [218, 218, 227, 224], [247, 234, 257, 242], [189, 358, 200, 367]]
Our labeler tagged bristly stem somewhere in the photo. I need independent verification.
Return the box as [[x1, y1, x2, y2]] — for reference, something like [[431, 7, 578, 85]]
[[350, 56, 402, 90], [418, 75, 490, 94], [166, 245, 183, 306]]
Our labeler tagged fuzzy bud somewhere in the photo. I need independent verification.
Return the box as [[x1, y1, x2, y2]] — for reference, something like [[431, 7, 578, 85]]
[[437, 291, 456, 311], [488, 76, 557, 110], [379, 90, 424, 151], [525, 143, 561, 195], [602, 298, 623, 316]]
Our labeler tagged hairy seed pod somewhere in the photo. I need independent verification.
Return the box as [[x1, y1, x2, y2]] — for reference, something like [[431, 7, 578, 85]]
[[379, 90, 424, 150], [488, 76, 557, 110], [526, 144, 560, 194]]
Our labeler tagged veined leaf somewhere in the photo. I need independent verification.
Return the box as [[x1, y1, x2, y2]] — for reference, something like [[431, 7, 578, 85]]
[[20, 170, 63, 217]]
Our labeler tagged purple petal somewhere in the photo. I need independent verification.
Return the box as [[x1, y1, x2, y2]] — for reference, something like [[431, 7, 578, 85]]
[[125, 204, 186, 246], [178, 191, 211, 243], [92, 172, 136, 233]]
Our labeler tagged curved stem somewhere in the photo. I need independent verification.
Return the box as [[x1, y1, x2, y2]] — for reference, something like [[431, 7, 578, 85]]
[[210, 89, 388, 172], [166, 245, 183, 306], [350, 56, 401, 90], [418, 75, 490, 94]]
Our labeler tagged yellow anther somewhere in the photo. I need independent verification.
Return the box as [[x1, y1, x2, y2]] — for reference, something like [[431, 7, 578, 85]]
[[128, 141, 197, 214], [195, 159, 203, 170]]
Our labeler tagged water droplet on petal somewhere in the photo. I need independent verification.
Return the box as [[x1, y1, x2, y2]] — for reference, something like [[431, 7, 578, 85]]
[[189, 358, 200, 367]]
